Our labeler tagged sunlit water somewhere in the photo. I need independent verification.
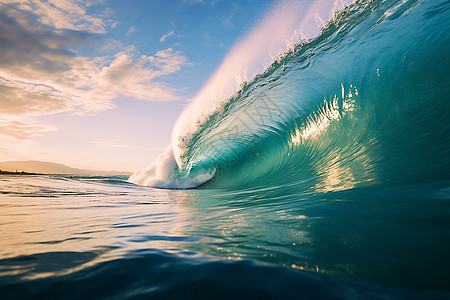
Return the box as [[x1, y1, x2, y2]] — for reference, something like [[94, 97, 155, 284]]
[[2, 0, 450, 298], [1, 175, 449, 299]]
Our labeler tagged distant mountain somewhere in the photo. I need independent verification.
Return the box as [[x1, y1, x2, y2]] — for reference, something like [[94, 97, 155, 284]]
[[0, 161, 132, 176]]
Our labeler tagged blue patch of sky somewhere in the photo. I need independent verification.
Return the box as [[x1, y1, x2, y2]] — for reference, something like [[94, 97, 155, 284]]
[[84, 0, 273, 99]]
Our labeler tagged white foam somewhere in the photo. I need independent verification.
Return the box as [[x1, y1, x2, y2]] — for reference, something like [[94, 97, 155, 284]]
[[128, 146, 215, 189]]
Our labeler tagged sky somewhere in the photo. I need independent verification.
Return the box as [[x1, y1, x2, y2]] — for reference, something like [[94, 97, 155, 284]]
[[0, 0, 278, 172], [0, 0, 349, 172]]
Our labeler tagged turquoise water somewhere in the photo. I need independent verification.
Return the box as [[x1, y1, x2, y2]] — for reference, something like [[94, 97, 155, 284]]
[[1, 0, 450, 298], [166, 0, 450, 190]]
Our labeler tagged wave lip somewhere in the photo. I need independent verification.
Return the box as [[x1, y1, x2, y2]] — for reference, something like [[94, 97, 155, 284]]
[[131, 0, 357, 189], [131, 0, 450, 189]]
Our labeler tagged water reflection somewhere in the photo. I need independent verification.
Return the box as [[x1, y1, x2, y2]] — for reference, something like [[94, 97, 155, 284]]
[[1, 174, 449, 291], [0, 176, 199, 280]]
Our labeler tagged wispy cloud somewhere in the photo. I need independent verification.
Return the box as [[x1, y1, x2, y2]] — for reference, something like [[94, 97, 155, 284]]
[[85, 0, 106, 7], [182, 0, 219, 6], [126, 25, 136, 36], [101, 38, 123, 52], [183, 0, 205, 4], [220, 15, 234, 29], [159, 29, 174, 42], [8, 0, 111, 33], [0, 117, 56, 140], [0, 2, 190, 139]]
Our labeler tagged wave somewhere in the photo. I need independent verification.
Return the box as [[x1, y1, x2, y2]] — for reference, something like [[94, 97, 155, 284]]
[[130, 0, 450, 189]]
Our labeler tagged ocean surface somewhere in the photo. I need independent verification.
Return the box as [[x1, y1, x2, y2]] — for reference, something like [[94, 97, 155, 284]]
[[2, 0, 450, 298]]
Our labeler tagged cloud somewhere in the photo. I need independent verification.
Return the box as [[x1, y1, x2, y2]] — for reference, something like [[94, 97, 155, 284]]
[[95, 47, 189, 104], [0, 80, 72, 115], [183, 0, 205, 4], [159, 29, 174, 42], [151, 48, 190, 73], [30, 0, 108, 33], [101, 38, 123, 52], [85, 0, 106, 7], [0, 0, 109, 33], [182, 0, 219, 6], [0, 117, 56, 140], [0, 2, 190, 139], [220, 15, 234, 29], [126, 25, 136, 36]]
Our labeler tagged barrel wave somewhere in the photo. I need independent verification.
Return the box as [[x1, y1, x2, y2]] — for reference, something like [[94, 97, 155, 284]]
[[2, 1, 450, 297], [130, 0, 450, 190]]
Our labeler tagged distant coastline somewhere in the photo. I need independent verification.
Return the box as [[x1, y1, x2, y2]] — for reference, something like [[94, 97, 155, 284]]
[[0, 169, 42, 175], [0, 161, 132, 176]]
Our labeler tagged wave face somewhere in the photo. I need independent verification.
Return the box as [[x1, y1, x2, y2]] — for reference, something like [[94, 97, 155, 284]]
[[131, 0, 450, 189]]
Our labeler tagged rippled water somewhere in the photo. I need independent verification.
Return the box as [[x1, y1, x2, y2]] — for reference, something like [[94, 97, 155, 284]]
[[1, 175, 449, 299]]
